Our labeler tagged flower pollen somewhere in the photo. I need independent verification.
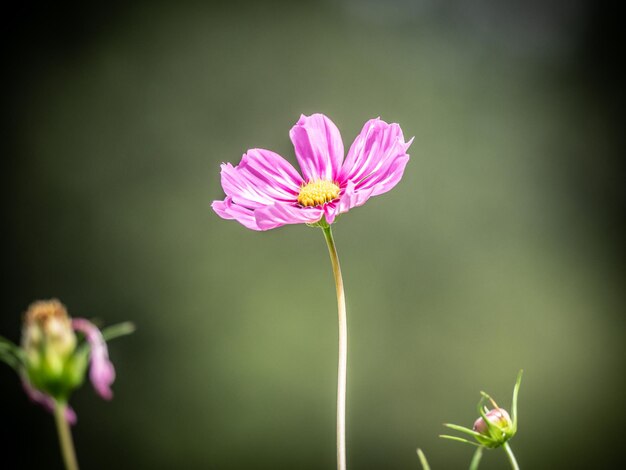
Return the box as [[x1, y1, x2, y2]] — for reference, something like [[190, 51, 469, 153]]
[[297, 180, 340, 207]]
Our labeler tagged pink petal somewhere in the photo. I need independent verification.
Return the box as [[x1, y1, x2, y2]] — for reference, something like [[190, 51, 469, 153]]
[[323, 203, 338, 225], [314, 180, 376, 225], [333, 180, 376, 219], [220, 149, 303, 209], [289, 114, 344, 182], [340, 118, 412, 196], [361, 152, 410, 196], [22, 378, 77, 425], [72, 319, 116, 401], [255, 203, 324, 231], [212, 197, 262, 231]]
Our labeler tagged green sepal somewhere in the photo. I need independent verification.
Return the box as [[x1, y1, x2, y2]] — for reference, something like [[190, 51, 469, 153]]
[[476, 396, 501, 446], [101, 322, 136, 342], [64, 348, 88, 390], [511, 370, 523, 432], [24, 344, 89, 402], [306, 218, 330, 229]]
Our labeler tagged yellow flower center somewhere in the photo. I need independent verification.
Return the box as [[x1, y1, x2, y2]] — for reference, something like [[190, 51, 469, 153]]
[[297, 180, 340, 207]]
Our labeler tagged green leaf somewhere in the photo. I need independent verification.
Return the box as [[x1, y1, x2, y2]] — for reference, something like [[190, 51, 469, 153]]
[[0, 336, 24, 371], [439, 435, 481, 447], [0, 335, 18, 349], [511, 369, 523, 430], [75, 322, 135, 357], [443, 423, 483, 439], [101, 322, 136, 342], [0, 350, 19, 370]]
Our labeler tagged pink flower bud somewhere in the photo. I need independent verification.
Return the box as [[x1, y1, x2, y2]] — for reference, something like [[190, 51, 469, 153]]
[[473, 408, 513, 436]]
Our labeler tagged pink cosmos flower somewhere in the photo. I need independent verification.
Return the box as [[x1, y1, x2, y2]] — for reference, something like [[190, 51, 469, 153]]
[[212, 113, 413, 230], [72, 318, 116, 400]]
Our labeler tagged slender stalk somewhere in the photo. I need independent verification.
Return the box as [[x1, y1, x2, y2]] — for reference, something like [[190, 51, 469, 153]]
[[53, 401, 79, 470], [416, 448, 432, 470], [469, 446, 484, 470], [503, 442, 519, 470], [322, 225, 347, 470]]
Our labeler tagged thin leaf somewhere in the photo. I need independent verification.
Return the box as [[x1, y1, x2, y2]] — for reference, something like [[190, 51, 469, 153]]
[[0, 336, 24, 370], [416, 448, 432, 470], [101, 322, 136, 342], [0, 349, 19, 370], [0, 335, 18, 349], [443, 424, 483, 439], [511, 370, 523, 430], [75, 322, 136, 357], [439, 435, 481, 447]]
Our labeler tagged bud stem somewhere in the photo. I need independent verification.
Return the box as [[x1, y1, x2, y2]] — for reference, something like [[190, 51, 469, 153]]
[[322, 225, 347, 470], [54, 401, 79, 470], [503, 442, 519, 470], [469, 446, 484, 470]]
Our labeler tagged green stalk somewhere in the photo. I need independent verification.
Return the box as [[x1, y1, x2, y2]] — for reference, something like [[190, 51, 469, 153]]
[[503, 442, 519, 470], [469, 446, 484, 470], [53, 401, 79, 470], [416, 448, 432, 470], [322, 225, 347, 470]]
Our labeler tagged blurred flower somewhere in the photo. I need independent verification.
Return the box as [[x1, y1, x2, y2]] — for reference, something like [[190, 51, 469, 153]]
[[440, 370, 523, 449], [212, 113, 412, 230], [21, 300, 85, 403], [0, 299, 134, 423]]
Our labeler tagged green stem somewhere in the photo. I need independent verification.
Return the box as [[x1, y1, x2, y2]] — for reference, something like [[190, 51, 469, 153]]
[[503, 442, 519, 470], [469, 446, 484, 470], [53, 402, 79, 470], [416, 448, 432, 470], [322, 225, 347, 470]]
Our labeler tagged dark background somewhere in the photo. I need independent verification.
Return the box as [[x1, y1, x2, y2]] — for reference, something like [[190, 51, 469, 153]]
[[2, 1, 624, 469]]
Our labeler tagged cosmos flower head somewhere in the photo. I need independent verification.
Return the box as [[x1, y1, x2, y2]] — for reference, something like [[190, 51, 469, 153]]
[[212, 113, 413, 230]]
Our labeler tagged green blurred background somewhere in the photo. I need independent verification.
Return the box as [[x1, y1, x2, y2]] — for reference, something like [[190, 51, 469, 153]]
[[2, 1, 624, 469]]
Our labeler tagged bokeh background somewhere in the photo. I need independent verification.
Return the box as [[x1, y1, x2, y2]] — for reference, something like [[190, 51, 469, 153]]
[[2, 1, 624, 469]]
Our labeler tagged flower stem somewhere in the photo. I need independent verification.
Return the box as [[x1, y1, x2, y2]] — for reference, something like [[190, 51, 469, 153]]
[[469, 446, 484, 470], [322, 225, 347, 470], [503, 442, 519, 470], [53, 401, 79, 470]]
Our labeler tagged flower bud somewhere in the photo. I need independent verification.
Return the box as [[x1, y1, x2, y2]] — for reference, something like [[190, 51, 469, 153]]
[[473, 408, 513, 435], [472, 407, 515, 448], [440, 370, 522, 450], [21, 299, 86, 401]]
